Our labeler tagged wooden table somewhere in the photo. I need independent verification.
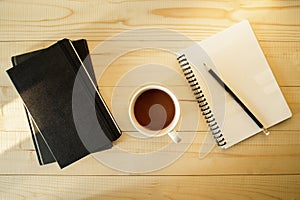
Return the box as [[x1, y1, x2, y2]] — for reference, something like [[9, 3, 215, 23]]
[[1, 0, 299, 199]]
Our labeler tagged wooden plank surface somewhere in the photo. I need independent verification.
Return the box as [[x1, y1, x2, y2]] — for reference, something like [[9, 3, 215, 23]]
[[0, 0, 300, 41], [0, 175, 299, 200], [0, 130, 300, 175], [0, 0, 300, 199]]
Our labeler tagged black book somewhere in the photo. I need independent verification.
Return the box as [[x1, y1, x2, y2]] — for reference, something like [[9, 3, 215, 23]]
[[7, 39, 121, 168], [11, 40, 102, 165]]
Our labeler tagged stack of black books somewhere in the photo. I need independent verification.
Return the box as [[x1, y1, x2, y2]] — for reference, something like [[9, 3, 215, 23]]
[[7, 39, 121, 168]]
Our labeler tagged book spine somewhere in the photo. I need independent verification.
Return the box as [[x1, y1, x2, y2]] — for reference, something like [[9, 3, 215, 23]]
[[177, 54, 226, 147]]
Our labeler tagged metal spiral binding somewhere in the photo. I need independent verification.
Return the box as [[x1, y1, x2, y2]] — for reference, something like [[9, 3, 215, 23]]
[[177, 54, 226, 147]]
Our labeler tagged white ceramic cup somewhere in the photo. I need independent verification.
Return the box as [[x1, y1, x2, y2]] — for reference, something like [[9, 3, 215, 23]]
[[128, 85, 181, 143]]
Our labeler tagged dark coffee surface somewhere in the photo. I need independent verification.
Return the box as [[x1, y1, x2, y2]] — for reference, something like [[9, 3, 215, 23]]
[[134, 89, 175, 131]]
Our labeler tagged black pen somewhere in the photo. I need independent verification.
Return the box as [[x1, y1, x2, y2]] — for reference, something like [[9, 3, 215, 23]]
[[204, 63, 269, 135]]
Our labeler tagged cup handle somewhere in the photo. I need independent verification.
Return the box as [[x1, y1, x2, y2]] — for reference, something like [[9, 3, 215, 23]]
[[168, 131, 181, 143]]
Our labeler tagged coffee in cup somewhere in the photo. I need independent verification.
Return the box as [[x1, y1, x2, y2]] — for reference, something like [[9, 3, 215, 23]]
[[129, 85, 181, 143]]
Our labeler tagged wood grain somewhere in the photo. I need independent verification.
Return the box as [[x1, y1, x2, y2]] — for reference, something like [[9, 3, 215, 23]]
[[0, 0, 300, 41], [0, 0, 300, 199], [0, 175, 299, 200], [0, 129, 299, 175]]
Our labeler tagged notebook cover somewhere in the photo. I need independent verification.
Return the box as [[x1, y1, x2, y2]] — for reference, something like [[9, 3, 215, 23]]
[[7, 39, 118, 168], [11, 39, 110, 165]]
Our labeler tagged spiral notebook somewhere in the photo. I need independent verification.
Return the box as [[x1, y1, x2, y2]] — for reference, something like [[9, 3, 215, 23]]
[[177, 20, 292, 149]]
